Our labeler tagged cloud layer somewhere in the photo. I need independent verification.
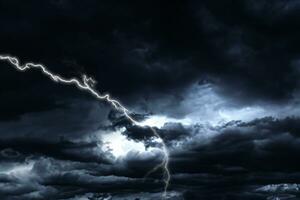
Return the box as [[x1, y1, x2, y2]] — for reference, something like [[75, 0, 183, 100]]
[[1, 0, 300, 199]]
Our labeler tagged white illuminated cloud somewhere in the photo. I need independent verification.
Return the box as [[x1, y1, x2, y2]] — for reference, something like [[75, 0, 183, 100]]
[[143, 83, 288, 126], [218, 106, 266, 122], [101, 130, 146, 158], [175, 83, 275, 125], [0, 161, 34, 177], [138, 115, 192, 129]]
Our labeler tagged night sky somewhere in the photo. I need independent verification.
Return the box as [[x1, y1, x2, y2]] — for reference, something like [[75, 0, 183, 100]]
[[1, 1, 300, 200]]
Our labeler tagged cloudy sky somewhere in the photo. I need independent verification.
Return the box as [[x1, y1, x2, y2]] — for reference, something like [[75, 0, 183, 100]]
[[1, 1, 300, 200]]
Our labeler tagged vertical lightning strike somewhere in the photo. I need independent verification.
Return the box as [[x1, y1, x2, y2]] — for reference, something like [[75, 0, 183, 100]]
[[0, 55, 170, 198]]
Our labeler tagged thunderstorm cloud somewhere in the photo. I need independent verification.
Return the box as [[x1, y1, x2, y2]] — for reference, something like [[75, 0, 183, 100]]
[[1, 1, 300, 199]]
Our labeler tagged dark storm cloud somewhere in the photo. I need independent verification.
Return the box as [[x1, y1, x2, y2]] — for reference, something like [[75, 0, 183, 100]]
[[194, 0, 300, 103], [144, 116, 300, 199], [113, 150, 165, 178], [0, 99, 109, 139], [108, 110, 146, 128], [169, 116, 300, 175], [1, 1, 300, 199], [0, 102, 169, 199], [0, 138, 110, 164], [121, 122, 190, 148], [0, 157, 165, 200], [0, 0, 198, 100], [109, 113, 300, 175], [1, 0, 299, 116]]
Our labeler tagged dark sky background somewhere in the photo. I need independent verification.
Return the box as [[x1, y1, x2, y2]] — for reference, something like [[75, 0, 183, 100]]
[[1, 0, 300, 200]]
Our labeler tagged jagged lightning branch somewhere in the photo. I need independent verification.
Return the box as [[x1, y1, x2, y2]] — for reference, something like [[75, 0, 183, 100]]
[[0, 55, 170, 198]]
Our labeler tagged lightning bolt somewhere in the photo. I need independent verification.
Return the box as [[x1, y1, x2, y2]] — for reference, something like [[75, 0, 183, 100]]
[[0, 55, 170, 198]]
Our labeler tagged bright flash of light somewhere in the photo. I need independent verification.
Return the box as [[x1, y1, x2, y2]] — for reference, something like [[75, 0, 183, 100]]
[[101, 130, 146, 158], [0, 55, 170, 198], [139, 115, 192, 129]]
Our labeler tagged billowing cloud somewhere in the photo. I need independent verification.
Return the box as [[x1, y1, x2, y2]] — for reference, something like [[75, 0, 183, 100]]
[[1, 0, 300, 199]]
